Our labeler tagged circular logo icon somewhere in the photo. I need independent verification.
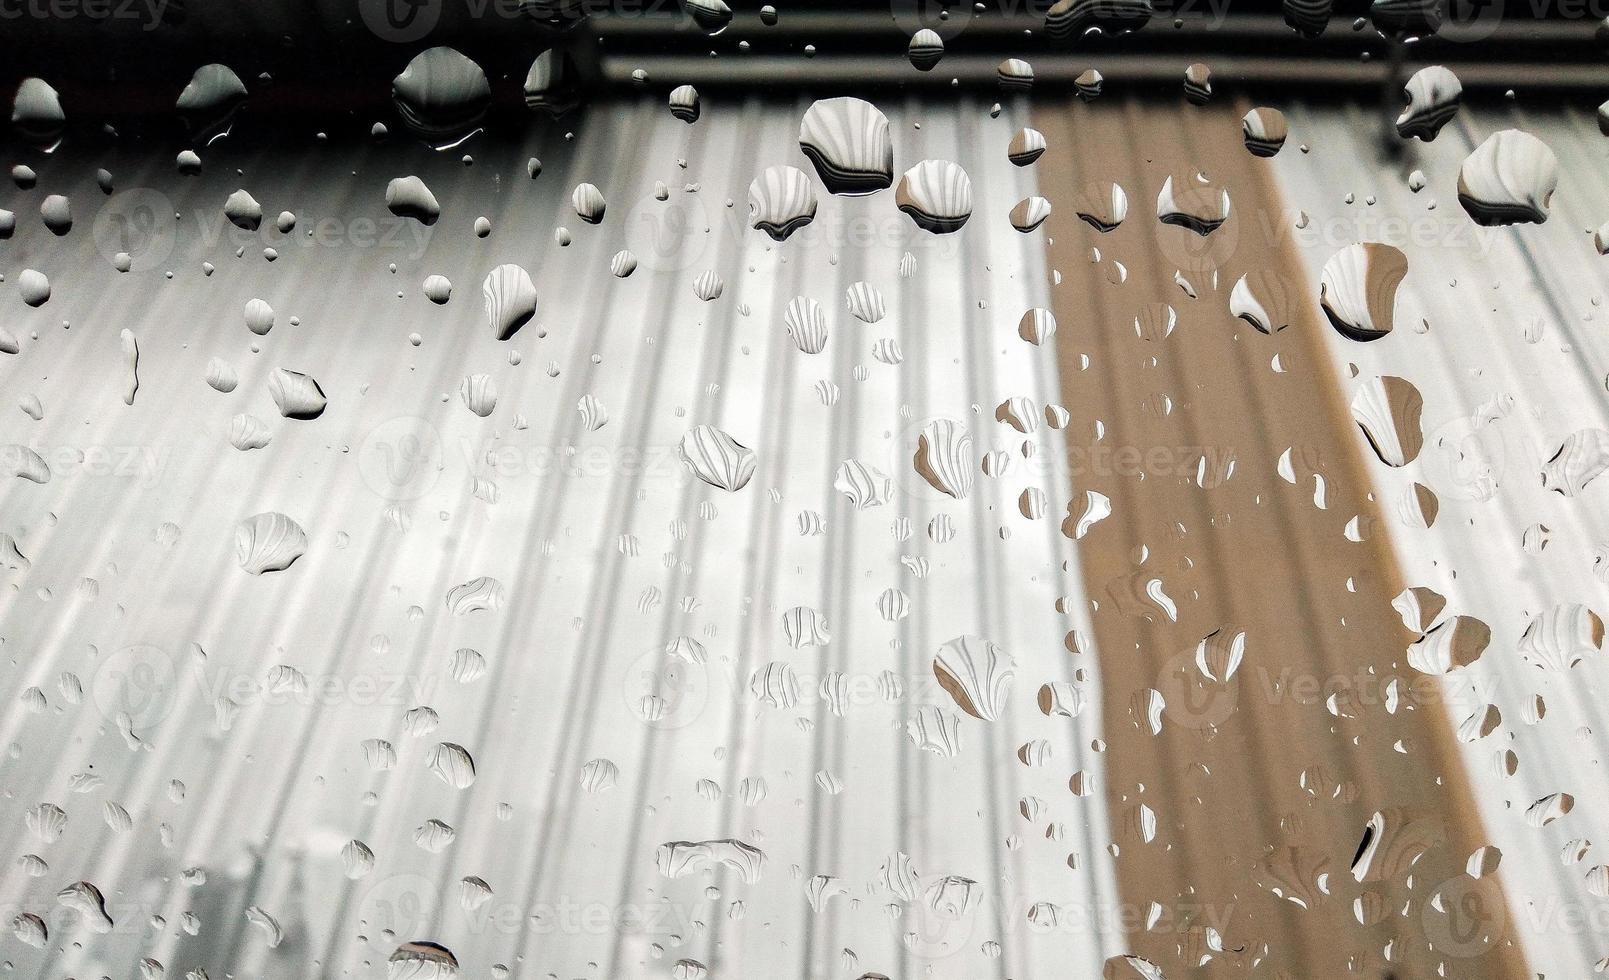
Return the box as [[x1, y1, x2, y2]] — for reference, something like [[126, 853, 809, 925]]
[[1153, 205, 1241, 278], [1420, 410, 1515, 503], [1155, 647, 1238, 731], [357, 873, 441, 939], [622, 647, 709, 730], [890, 414, 996, 506], [1422, 874, 1506, 958], [1437, 0, 1505, 43], [900, 892, 977, 960], [358, 0, 442, 42], [358, 415, 445, 501], [91, 644, 178, 728], [92, 189, 177, 274], [624, 192, 716, 274]]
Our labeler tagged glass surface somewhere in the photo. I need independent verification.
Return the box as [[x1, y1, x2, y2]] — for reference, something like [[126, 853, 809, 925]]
[[0, 3, 1604, 978]]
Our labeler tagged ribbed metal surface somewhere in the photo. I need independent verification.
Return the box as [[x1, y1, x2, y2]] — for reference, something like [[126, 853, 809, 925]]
[[1025, 95, 1534, 978], [3, 80, 1605, 980], [1275, 100, 1609, 980], [0, 96, 1119, 978]]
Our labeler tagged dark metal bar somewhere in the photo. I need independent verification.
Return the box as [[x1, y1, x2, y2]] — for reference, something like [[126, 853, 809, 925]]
[[600, 52, 1609, 91]]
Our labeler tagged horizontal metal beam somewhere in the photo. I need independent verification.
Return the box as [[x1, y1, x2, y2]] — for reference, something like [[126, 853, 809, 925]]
[[590, 8, 1598, 44], [599, 52, 1609, 92]]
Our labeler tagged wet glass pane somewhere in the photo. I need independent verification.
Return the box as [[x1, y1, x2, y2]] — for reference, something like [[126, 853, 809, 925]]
[[0, 2, 1604, 977]]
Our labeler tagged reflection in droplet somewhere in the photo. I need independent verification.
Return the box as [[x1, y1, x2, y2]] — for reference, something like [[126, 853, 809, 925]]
[[1156, 174, 1229, 236], [236, 512, 307, 575], [1046, 0, 1154, 39], [12, 78, 65, 150], [933, 634, 1014, 720], [386, 176, 441, 225], [656, 839, 765, 883], [1319, 243, 1407, 341], [679, 425, 756, 492], [393, 47, 490, 149], [1397, 66, 1461, 141], [914, 419, 974, 499], [1457, 129, 1558, 226], [482, 264, 538, 340], [1541, 429, 1609, 496], [799, 98, 892, 196], [1242, 107, 1288, 157], [908, 29, 945, 71], [1351, 375, 1423, 467], [748, 166, 817, 241], [388, 940, 459, 979], [669, 84, 701, 123], [896, 159, 972, 234], [1008, 127, 1046, 166], [268, 368, 327, 420], [176, 64, 247, 143]]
